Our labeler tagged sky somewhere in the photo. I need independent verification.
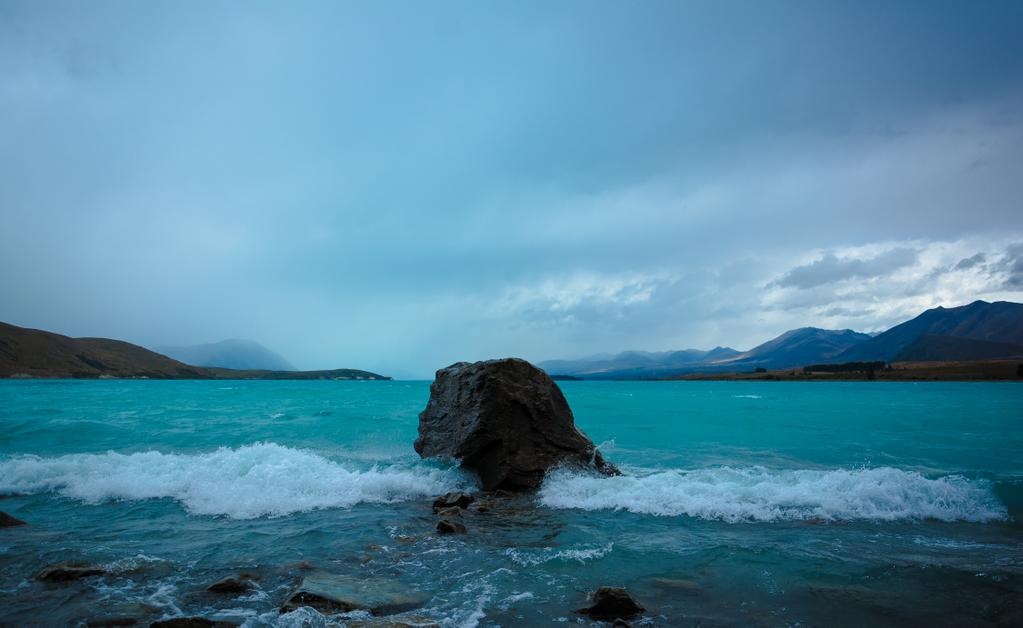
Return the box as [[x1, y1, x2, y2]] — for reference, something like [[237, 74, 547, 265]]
[[2, 0, 1022, 378]]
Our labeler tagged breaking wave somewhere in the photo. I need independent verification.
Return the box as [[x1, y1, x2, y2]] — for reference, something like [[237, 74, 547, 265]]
[[538, 465, 1007, 523], [0, 442, 470, 519]]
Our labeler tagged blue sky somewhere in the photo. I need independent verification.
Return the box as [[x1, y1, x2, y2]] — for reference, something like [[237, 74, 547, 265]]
[[2, 1, 1022, 377]]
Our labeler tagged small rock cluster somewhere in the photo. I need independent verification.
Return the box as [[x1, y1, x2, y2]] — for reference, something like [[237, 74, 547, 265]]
[[433, 491, 473, 534]]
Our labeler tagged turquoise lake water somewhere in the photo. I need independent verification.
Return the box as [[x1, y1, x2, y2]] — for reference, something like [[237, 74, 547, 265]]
[[1, 380, 1021, 626]]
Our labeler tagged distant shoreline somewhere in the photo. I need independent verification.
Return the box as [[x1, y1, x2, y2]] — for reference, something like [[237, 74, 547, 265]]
[[3, 370, 391, 381], [662, 360, 1022, 382]]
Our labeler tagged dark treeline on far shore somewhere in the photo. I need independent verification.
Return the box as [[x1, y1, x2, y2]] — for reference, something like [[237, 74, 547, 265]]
[[671, 360, 1023, 382]]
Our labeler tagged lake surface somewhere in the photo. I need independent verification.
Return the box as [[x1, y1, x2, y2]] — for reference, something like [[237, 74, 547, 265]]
[[1, 380, 1021, 626]]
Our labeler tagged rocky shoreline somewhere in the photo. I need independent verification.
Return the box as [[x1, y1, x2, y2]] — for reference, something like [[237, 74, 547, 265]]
[[5, 486, 648, 627], [1, 358, 649, 626]]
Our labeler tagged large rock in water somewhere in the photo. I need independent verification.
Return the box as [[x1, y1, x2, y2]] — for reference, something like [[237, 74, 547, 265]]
[[414, 358, 617, 490]]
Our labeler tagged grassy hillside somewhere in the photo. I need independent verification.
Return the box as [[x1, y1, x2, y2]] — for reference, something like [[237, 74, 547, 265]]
[[0, 322, 210, 379]]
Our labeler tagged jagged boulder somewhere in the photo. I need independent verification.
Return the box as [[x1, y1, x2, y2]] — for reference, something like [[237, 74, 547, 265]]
[[414, 358, 617, 490]]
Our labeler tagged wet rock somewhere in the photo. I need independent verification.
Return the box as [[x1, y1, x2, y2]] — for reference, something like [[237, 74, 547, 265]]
[[434, 506, 463, 517], [84, 601, 160, 626], [281, 571, 429, 616], [149, 619, 237, 628], [436, 520, 466, 535], [0, 511, 26, 527], [432, 492, 474, 512], [86, 618, 141, 627], [36, 562, 107, 582], [280, 560, 315, 573], [349, 618, 440, 628], [414, 358, 618, 490], [206, 576, 254, 594], [577, 587, 646, 621]]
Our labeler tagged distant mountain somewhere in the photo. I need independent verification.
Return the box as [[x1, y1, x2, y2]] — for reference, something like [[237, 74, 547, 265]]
[[539, 328, 868, 379], [1, 322, 210, 379], [154, 339, 296, 371], [539, 301, 1023, 379], [1, 322, 389, 380], [538, 346, 740, 379], [721, 327, 872, 369], [837, 300, 1023, 362], [894, 334, 1023, 362]]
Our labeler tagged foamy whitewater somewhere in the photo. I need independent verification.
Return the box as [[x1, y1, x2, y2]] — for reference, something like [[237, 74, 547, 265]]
[[0, 443, 471, 518], [1, 379, 1021, 627], [539, 466, 1007, 522]]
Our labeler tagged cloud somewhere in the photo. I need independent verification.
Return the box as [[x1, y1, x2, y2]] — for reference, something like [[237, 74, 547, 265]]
[[773, 248, 919, 289], [954, 253, 986, 270], [0, 2, 1021, 376], [998, 243, 1023, 288], [761, 239, 1023, 335]]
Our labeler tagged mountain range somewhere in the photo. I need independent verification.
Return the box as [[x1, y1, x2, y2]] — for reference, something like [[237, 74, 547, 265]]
[[539, 300, 1023, 379], [0, 322, 388, 380], [153, 339, 296, 371]]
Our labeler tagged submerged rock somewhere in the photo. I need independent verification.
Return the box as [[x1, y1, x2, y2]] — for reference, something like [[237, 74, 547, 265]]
[[149, 619, 237, 628], [86, 618, 141, 627], [350, 617, 440, 628], [432, 492, 474, 512], [577, 587, 646, 621], [206, 576, 254, 594], [0, 511, 26, 527], [281, 571, 429, 615], [414, 358, 618, 490], [435, 520, 466, 535], [36, 562, 107, 582]]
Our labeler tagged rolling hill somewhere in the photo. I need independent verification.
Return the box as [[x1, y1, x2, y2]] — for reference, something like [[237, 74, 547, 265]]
[[0, 322, 210, 379]]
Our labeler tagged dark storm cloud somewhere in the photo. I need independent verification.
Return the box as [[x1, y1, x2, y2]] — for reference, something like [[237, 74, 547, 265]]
[[954, 253, 987, 271], [1, 1, 1022, 375], [773, 248, 919, 290]]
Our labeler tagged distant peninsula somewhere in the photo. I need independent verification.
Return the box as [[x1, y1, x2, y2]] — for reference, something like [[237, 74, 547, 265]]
[[0, 322, 389, 380]]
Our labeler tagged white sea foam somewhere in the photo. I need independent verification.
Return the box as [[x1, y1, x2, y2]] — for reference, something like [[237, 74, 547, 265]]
[[0, 443, 470, 519], [538, 466, 1007, 523], [732, 394, 763, 399], [504, 543, 614, 567]]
